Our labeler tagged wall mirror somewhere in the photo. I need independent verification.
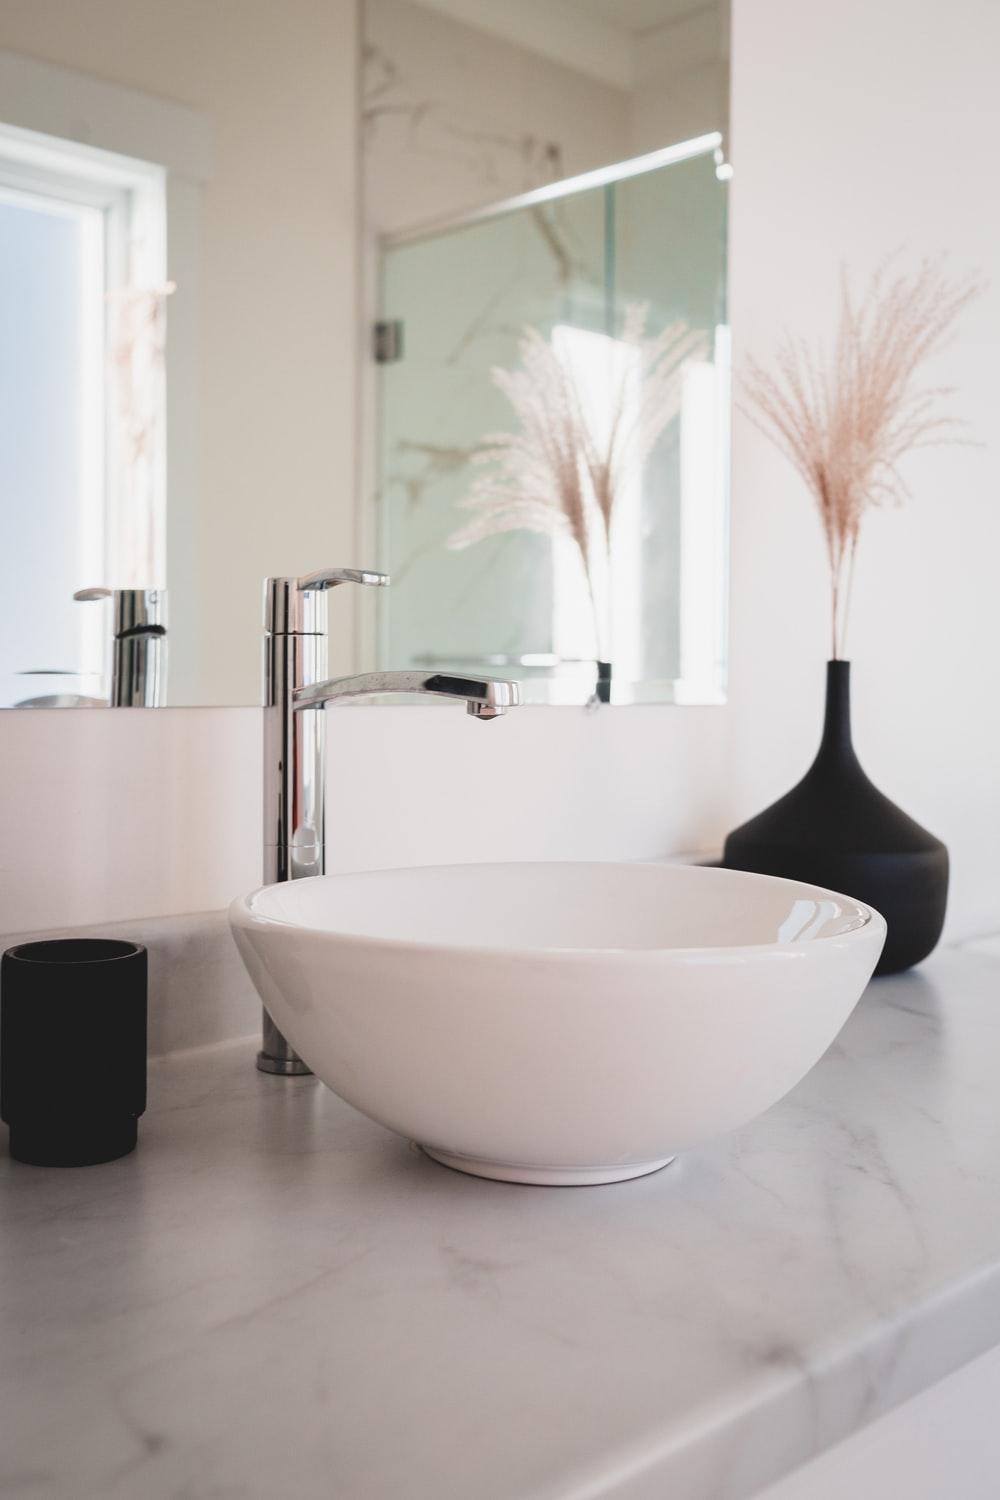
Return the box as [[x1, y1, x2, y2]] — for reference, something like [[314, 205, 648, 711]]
[[0, 0, 730, 709], [363, 0, 731, 705]]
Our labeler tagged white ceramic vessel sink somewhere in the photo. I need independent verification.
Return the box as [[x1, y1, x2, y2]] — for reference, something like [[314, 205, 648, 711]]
[[230, 863, 886, 1185]]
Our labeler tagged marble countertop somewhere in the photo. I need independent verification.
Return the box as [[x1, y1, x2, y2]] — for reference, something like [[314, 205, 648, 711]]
[[4, 944, 1000, 1500]]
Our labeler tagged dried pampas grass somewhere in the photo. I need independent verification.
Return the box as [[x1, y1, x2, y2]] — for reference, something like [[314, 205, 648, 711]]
[[742, 257, 981, 658]]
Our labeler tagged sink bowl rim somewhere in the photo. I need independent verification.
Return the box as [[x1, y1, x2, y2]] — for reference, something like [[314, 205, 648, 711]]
[[230, 861, 884, 964]]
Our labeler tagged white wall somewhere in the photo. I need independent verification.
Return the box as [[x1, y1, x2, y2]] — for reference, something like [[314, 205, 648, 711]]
[[0, 0, 360, 706], [0, 0, 997, 946], [630, 1, 730, 157], [364, 0, 730, 240], [725, 0, 1000, 942], [0, 704, 725, 934], [364, 0, 630, 236], [0, 709, 260, 933]]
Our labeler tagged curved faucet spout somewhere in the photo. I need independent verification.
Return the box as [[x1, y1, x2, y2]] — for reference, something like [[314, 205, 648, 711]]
[[293, 670, 520, 718]]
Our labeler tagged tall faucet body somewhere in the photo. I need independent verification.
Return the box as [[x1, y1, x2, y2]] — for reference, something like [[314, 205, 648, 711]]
[[258, 571, 383, 1073], [257, 569, 519, 1076], [74, 588, 168, 707]]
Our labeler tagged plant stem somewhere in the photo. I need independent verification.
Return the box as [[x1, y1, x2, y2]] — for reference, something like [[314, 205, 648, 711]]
[[839, 536, 858, 660], [577, 535, 606, 664], [830, 555, 840, 659]]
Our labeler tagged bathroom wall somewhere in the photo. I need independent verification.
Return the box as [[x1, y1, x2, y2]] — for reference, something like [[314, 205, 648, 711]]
[[369, 0, 999, 945], [1, 0, 997, 949], [0, 704, 726, 933], [725, 0, 1000, 943], [364, 0, 730, 240], [629, 1, 730, 157], [364, 0, 630, 236], [0, 0, 361, 706]]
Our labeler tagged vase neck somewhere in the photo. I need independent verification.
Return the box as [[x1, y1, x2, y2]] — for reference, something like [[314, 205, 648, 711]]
[[815, 659, 858, 763]]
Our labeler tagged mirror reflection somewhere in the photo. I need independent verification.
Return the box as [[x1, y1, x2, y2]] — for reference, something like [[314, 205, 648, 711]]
[[0, 0, 730, 707], [373, 143, 728, 704]]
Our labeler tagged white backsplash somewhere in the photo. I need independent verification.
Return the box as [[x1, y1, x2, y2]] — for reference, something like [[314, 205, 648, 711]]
[[0, 703, 727, 935], [0, 707, 261, 932]]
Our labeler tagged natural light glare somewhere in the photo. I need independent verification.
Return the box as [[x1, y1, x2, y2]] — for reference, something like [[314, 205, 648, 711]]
[[677, 326, 729, 704], [550, 323, 643, 687], [77, 202, 108, 687]]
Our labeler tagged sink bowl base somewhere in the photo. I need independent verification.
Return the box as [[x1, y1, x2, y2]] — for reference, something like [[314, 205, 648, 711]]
[[420, 1146, 676, 1186]]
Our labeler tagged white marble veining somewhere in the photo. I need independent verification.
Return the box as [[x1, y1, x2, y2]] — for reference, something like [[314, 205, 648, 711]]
[[3, 946, 1000, 1499], [363, 0, 630, 237]]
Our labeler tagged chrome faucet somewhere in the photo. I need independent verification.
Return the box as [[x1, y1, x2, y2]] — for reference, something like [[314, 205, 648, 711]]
[[257, 567, 520, 1075]]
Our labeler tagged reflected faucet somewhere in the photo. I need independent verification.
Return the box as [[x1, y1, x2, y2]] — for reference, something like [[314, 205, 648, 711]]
[[73, 587, 168, 706], [258, 568, 520, 1075]]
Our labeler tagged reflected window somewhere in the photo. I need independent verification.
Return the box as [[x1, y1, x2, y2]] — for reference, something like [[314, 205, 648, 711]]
[[0, 126, 167, 707]]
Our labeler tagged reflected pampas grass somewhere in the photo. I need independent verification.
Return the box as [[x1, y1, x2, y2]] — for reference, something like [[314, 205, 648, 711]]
[[107, 278, 176, 585], [448, 304, 707, 650], [742, 258, 980, 657]]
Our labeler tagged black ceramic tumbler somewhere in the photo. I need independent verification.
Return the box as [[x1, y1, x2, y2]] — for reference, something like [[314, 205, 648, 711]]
[[1, 939, 147, 1166]]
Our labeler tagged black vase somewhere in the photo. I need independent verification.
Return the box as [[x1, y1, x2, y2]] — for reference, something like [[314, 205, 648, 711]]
[[723, 661, 948, 976]]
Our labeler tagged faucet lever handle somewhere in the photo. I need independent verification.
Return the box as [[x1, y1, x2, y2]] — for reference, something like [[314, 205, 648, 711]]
[[264, 569, 390, 635], [73, 588, 113, 602], [297, 568, 390, 592]]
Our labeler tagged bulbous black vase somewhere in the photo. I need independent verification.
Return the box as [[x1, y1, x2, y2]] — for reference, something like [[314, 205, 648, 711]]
[[723, 661, 948, 975]]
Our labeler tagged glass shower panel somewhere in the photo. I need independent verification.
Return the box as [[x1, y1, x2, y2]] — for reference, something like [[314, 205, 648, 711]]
[[377, 186, 606, 698], [375, 145, 728, 704]]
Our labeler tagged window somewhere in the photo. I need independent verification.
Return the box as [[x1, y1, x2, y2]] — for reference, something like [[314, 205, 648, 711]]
[[0, 123, 168, 705]]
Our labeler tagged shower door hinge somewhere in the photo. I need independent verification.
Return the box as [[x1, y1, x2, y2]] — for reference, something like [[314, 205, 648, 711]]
[[373, 319, 404, 364]]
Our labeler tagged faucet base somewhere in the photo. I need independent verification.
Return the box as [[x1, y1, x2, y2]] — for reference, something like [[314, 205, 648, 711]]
[[256, 1050, 313, 1076], [258, 1007, 312, 1076]]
